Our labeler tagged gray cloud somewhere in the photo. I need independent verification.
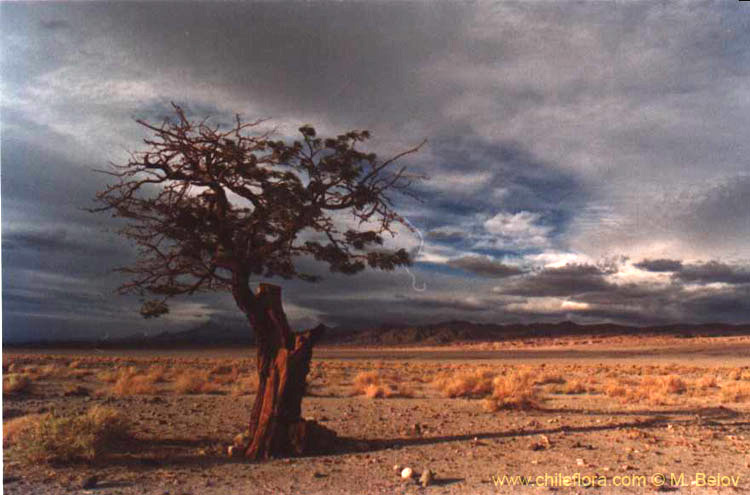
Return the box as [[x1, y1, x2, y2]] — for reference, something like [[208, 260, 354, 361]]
[[2, 2, 750, 340], [446, 256, 526, 279], [634, 258, 684, 273], [495, 264, 615, 298], [674, 261, 750, 286]]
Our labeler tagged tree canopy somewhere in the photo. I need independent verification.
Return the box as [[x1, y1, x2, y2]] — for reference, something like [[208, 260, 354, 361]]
[[93, 104, 424, 317]]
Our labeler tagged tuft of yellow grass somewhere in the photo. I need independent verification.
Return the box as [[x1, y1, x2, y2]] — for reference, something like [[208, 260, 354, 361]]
[[351, 371, 410, 398], [6, 406, 130, 464], [694, 374, 718, 390], [107, 367, 159, 396], [173, 369, 222, 394], [604, 374, 687, 405], [432, 369, 496, 398], [3, 374, 32, 395], [483, 370, 543, 411], [721, 382, 750, 402], [3, 414, 46, 447]]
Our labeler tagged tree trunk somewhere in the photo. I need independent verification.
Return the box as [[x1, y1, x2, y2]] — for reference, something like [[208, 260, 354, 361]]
[[239, 283, 336, 460]]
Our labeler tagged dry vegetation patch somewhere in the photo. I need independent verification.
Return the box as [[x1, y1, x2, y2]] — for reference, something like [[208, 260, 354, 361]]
[[5, 406, 130, 464], [484, 370, 543, 411], [721, 382, 750, 402], [351, 371, 411, 398], [3, 373, 33, 395], [432, 369, 496, 398], [173, 369, 223, 394]]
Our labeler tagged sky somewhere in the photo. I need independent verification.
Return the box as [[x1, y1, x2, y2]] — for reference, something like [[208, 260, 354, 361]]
[[2, 1, 750, 342]]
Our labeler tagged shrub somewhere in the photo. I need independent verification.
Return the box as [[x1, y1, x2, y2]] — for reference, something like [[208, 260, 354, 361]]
[[605, 375, 687, 405], [694, 374, 718, 390], [108, 368, 159, 396], [721, 382, 750, 402], [3, 414, 45, 447], [7, 406, 130, 463], [432, 369, 495, 398], [3, 374, 32, 395], [561, 379, 587, 394], [351, 371, 408, 398], [483, 370, 543, 411], [173, 369, 222, 394]]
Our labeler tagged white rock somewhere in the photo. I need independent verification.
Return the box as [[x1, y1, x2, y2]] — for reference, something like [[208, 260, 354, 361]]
[[401, 467, 413, 479]]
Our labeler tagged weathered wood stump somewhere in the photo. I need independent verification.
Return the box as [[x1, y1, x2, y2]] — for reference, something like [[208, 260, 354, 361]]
[[241, 283, 336, 460]]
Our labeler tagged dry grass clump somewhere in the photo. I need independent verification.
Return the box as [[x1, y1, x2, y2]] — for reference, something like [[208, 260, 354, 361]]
[[3, 374, 32, 395], [173, 369, 222, 394], [6, 406, 130, 464], [3, 414, 46, 447], [694, 374, 718, 390], [432, 369, 496, 398], [483, 370, 543, 411], [107, 367, 159, 396], [561, 378, 587, 394], [605, 374, 687, 405], [211, 366, 240, 385], [230, 374, 260, 396], [145, 365, 169, 383], [351, 371, 410, 398], [721, 382, 750, 402]]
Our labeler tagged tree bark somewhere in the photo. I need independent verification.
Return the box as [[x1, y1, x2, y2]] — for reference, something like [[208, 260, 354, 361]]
[[237, 282, 336, 460]]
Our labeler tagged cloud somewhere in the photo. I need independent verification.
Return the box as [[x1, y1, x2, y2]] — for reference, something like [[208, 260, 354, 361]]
[[446, 256, 525, 278], [674, 261, 750, 286], [2, 2, 750, 340], [494, 263, 615, 297], [634, 258, 684, 273], [483, 211, 552, 249]]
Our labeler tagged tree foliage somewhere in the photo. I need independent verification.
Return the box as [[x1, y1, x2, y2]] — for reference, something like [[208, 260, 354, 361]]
[[93, 104, 423, 316]]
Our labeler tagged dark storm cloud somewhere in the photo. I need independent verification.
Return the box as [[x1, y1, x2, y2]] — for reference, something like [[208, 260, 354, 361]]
[[634, 258, 684, 273], [674, 261, 750, 285], [2, 2, 750, 341], [446, 256, 526, 279], [495, 264, 615, 297]]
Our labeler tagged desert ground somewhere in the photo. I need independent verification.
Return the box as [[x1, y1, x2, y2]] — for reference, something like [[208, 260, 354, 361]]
[[3, 335, 750, 494]]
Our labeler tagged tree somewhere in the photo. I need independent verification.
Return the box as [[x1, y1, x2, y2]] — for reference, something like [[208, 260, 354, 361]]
[[93, 104, 423, 460]]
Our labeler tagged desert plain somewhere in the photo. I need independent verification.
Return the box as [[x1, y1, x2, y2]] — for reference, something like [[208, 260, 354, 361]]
[[3, 334, 750, 495]]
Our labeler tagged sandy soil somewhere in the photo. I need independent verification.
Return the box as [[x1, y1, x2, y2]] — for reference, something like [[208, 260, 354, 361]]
[[3, 336, 750, 494]]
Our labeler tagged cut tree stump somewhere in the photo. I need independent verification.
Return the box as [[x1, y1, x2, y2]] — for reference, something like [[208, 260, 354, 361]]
[[241, 283, 336, 460]]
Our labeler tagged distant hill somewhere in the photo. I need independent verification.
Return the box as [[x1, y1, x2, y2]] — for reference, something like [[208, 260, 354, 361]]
[[6, 319, 750, 349]]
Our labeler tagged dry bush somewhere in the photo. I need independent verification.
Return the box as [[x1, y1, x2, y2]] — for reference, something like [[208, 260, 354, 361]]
[[211, 366, 240, 385], [536, 371, 565, 385], [107, 367, 159, 396], [3, 374, 32, 395], [230, 375, 259, 396], [3, 414, 46, 447], [721, 382, 750, 402], [36, 363, 68, 379], [561, 378, 587, 394], [145, 365, 169, 383], [605, 375, 687, 405], [694, 374, 718, 390], [173, 369, 222, 394], [484, 370, 543, 411], [432, 369, 496, 398], [97, 369, 120, 383], [6, 406, 130, 464], [351, 371, 410, 399]]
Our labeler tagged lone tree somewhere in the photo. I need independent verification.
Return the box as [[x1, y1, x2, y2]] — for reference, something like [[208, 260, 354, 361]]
[[94, 104, 422, 460]]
